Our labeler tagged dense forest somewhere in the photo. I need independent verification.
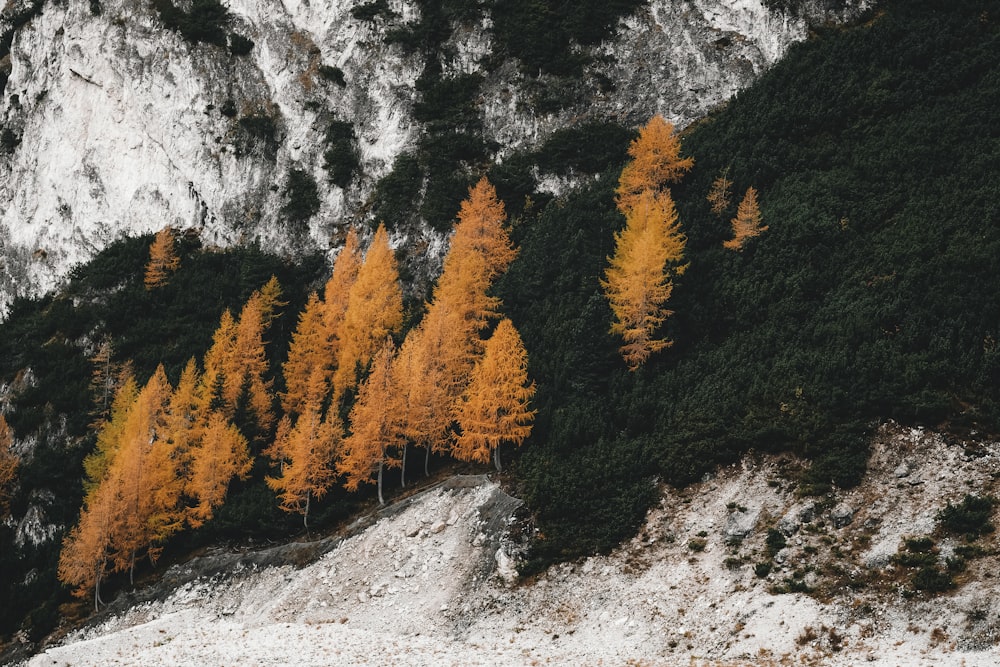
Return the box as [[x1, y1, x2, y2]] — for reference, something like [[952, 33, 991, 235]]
[[1, 0, 998, 646]]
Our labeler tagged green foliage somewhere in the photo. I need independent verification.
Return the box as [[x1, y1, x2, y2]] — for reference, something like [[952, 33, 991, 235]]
[[903, 536, 935, 553], [533, 122, 634, 176], [153, 0, 231, 47], [937, 495, 996, 539], [371, 153, 422, 228], [0, 236, 326, 640], [237, 112, 280, 159], [497, 0, 1000, 571], [1, 127, 19, 154], [912, 566, 954, 593], [350, 0, 399, 23], [220, 99, 237, 118], [318, 65, 346, 87], [228, 32, 254, 56], [766, 528, 787, 557], [754, 561, 772, 578], [488, 0, 644, 75], [282, 169, 321, 229], [322, 121, 360, 188]]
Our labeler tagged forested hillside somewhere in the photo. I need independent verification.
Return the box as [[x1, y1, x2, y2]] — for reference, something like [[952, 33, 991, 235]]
[[1, 0, 999, 653]]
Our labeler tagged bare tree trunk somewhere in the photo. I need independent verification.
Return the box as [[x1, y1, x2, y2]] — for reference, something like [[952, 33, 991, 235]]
[[94, 562, 104, 612], [493, 445, 502, 472], [425, 445, 431, 477], [377, 460, 385, 506], [303, 491, 310, 530], [129, 551, 136, 586], [401, 443, 408, 488]]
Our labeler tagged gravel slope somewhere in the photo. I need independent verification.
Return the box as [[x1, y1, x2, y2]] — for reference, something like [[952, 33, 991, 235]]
[[26, 424, 1000, 666]]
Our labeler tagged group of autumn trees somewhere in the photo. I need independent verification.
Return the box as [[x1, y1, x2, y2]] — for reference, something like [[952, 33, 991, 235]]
[[56, 115, 763, 609], [57, 179, 536, 608], [603, 115, 765, 369]]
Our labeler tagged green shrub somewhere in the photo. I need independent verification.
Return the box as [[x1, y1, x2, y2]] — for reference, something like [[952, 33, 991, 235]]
[[903, 536, 935, 552], [351, 0, 399, 22], [153, 0, 231, 47], [371, 153, 423, 227], [766, 528, 787, 557], [0, 127, 19, 154], [688, 537, 707, 552], [322, 121, 360, 188], [489, 0, 644, 75], [937, 495, 996, 539], [913, 566, 954, 593], [533, 122, 633, 175], [237, 112, 280, 158], [318, 65, 346, 87], [228, 32, 254, 56], [220, 99, 237, 117], [282, 169, 321, 228]]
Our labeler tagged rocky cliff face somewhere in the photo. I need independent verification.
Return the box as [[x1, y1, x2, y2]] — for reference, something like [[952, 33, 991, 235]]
[[0, 0, 869, 314]]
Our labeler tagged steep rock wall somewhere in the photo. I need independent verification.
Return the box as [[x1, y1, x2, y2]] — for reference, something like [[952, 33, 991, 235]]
[[0, 0, 870, 313]]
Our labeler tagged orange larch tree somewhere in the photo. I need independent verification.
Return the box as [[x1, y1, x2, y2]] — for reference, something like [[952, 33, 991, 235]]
[[615, 115, 694, 213], [419, 177, 518, 407], [58, 473, 123, 610], [0, 415, 18, 517], [707, 171, 733, 217], [109, 366, 178, 582], [186, 411, 252, 527], [723, 186, 767, 251], [280, 292, 329, 419], [199, 280, 280, 431], [393, 324, 453, 482], [454, 318, 536, 471], [602, 189, 687, 370], [338, 340, 403, 505], [234, 289, 276, 432], [265, 374, 341, 528], [323, 228, 363, 355], [201, 308, 238, 416], [332, 224, 403, 402], [144, 227, 181, 290], [83, 372, 139, 497]]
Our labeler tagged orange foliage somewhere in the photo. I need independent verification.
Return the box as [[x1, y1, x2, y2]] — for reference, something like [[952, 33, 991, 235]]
[[200, 280, 280, 431], [186, 412, 252, 527], [0, 415, 18, 517], [707, 172, 733, 217], [57, 473, 121, 608], [144, 227, 180, 290], [266, 382, 341, 527], [602, 190, 686, 370], [723, 186, 767, 251], [280, 292, 329, 418], [60, 366, 187, 600], [83, 372, 139, 497], [323, 228, 363, 350], [454, 318, 535, 471], [338, 340, 403, 504], [333, 224, 403, 401], [110, 366, 181, 574], [394, 324, 452, 458], [234, 291, 276, 431], [615, 115, 693, 212]]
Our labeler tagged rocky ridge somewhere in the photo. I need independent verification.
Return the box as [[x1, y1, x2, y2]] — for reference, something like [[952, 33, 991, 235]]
[[0, 0, 870, 314]]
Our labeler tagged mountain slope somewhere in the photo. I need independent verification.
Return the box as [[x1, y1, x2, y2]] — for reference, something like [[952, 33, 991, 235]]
[[0, 0, 867, 312], [25, 426, 1000, 666]]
